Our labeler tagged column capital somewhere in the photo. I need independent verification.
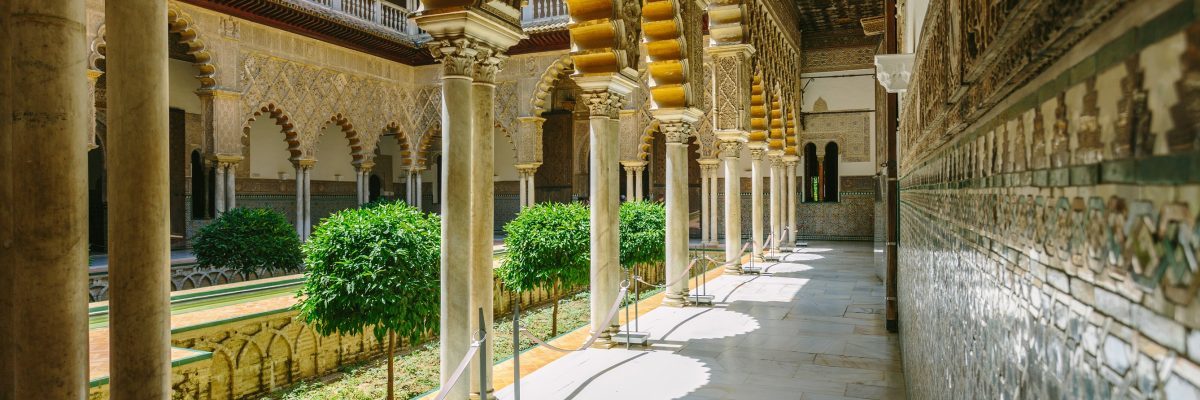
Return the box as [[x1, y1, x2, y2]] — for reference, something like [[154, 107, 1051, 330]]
[[580, 90, 625, 118], [750, 148, 766, 160], [214, 154, 244, 168], [294, 158, 317, 169], [660, 120, 695, 143], [719, 141, 744, 158], [427, 39, 482, 78], [356, 161, 376, 173], [620, 160, 648, 168], [472, 51, 506, 84]]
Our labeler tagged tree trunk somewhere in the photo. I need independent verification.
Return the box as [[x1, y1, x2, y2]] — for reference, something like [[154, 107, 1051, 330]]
[[387, 331, 395, 400], [551, 281, 560, 336]]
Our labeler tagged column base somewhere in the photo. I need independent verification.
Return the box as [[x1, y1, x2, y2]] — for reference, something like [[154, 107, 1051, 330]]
[[662, 292, 690, 308], [590, 331, 616, 349], [724, 263, 743, 274]]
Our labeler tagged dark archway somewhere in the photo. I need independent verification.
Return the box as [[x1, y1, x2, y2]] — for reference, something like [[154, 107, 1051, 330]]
[[368, 174, 382, 202], [191, 150, 208, 219], [823, 142, 839, 202], [803, 143, 818, 202], [88, 137, 107, 253], [170, 108, 187, 248]]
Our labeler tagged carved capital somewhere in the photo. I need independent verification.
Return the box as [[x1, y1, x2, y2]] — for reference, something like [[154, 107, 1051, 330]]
[[580, 90, 623, 118], [874, 54, 915, 94], [473, 51, 505, 84], [750, 148, 765, 160], [660, 120, 694, 143], [719, 141, 744, 158], [427, 38, 482, 78]]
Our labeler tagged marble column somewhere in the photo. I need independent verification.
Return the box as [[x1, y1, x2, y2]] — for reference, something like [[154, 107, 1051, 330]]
[[356, 168, 365, 205], [518, 171, 527, 208], [425, 40, 479, 400], [416, 172, 424, 211], [786, 158, 797, 246], [750, 148, 765, 261], [721, 142, 744, 272], [10, 0, 90, 397], [635, 166, 644, 201], [295, 164, 305, 238], [106, 0, 171, 396], [226, 163, 237, 209], [603, 115, 622, 336], [525, 167, 536, 207], [469, 54, 502, 400], [770, 158, 782, 254], [303, 164, 313, 240], [709, 165, 719, 245], [700, 165, 710, 245], [661, 118, 698, 307], [624, 164, 636, 201], [0, 2, 14, 396], [579, 84, 626, 347], [214, 162, 227, 214]]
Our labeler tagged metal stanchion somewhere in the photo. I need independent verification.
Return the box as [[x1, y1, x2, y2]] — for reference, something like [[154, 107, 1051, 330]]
[[477, 308, 487, 399], [512, 298, 520, 400]]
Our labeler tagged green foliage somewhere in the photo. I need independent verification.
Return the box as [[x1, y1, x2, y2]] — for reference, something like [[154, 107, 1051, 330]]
[[192, 207, 303, 277], [619, 200, 666, 267], [297, 202, 441, 345], [499, 202, 590, 293]]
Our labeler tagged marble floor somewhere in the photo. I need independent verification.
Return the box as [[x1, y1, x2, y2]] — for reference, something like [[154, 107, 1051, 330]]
[[494, 241, 905, 400]]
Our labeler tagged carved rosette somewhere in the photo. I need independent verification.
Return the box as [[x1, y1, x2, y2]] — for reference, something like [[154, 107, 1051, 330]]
[[660, 120, 694, 144]]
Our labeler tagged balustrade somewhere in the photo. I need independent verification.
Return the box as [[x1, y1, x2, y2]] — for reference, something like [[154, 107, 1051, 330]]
[[305, 0, 420, 35]]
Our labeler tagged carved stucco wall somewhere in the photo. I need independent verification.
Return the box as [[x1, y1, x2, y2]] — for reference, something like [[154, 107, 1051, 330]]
[[801, 112, 872, 162], [898, 1, 1200, 398], [802, 45, 877, 73]]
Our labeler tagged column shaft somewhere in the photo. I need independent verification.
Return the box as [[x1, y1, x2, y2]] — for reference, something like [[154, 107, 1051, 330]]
[[700, 167, 709, 245], [439, 71, 474, 399], [226, 164, 237, 209], [526, 172, 535, 207], [416, 174, 424, 211], [10, 0, 90, 397], [750, 152, 764, 261], [106, 0, 171, 396], [295, 166, 304, 238], [0, 1, 14, 396], [518, 173, 527, 209], [723, 148, 742, 272], [303, 167, 312, 240], [770, 162, 781, 253], [786, 163, 796, 246], [705, 169, 715, 242], [625, 167, 634, 202], [635, 168, 643, 201], [663, 139, 689, 307], [213, 163, 226, 214], [469, 67, 497, 398], [587, 113, 619, 346]]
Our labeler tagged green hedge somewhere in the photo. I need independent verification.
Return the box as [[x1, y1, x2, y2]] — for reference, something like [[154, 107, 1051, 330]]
[[192, 207, 303, 278]]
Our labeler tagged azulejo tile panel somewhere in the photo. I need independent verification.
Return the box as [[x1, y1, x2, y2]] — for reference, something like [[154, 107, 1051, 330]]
[[897, 1, 1200, 399]]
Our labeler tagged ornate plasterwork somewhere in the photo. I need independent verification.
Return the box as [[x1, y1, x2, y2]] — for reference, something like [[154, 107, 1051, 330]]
[[660, 120, 693, 143], [801, 112, 870, 162], [695, 61, 719, 158], [579, 90, 624, 118], [530, 55, 574, 116]]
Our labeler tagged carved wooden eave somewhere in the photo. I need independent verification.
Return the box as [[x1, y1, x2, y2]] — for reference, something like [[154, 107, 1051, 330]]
[[874, 53, 914, 93], [707, 0, 747, 46], [564, 0, 641, 79], [748, 71, 768, 148], [642, 0, 705, 111]]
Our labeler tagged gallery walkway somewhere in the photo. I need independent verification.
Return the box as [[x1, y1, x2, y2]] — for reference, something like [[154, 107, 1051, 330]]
[[495, 241, 905, 400]]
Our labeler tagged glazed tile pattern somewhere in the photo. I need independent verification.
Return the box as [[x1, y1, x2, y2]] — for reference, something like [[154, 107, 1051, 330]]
[[897, 1, 1200, 399]]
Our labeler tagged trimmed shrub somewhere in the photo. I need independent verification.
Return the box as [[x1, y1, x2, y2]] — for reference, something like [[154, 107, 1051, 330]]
[[499, 202, 590, 335], [619, 200, 666, 268], [297, 201, 440, 400], [192, 207, 303, 278]]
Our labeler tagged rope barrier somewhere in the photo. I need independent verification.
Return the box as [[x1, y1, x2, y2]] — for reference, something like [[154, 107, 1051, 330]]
[[433, 337, 485, 400], [631, 258, 701, 289], [519, 281, 630, 353]]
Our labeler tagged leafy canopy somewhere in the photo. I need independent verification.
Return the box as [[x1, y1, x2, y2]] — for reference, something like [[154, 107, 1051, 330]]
[[192, 207, 303, 277], [297, 201, 441, 344], [499, 202, 590, 293], [619, 200, 666, 267]]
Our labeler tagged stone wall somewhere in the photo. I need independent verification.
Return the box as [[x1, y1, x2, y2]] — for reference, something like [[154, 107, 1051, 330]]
[[898, 0, 1200, 398]]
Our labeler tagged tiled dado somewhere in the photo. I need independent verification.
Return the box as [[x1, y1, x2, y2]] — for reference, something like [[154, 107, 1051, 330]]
[[895, 0, 1200, 399]]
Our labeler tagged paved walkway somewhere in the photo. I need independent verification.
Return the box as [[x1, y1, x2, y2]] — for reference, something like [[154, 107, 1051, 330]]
[[495, 241, 905, 400]]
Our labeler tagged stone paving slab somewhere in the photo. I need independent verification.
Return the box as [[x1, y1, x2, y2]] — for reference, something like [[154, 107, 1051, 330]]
[[494, 242, 907, 400]]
